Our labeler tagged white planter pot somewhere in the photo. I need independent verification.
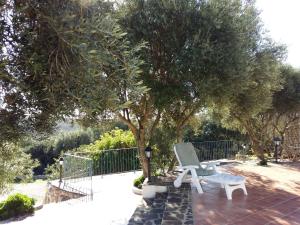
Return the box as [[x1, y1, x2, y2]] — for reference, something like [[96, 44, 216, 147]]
[[142, 184, 157, 198], [141, 178, 167, 199], [155, 185, 167, 193], [132, 186, 142, 195]]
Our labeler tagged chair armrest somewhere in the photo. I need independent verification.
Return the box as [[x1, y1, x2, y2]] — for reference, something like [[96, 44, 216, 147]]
[[179, 165, 199, 170], [200, 161, 220, 170], [174, 165, 198, 188], [200, 161, 220, 166]]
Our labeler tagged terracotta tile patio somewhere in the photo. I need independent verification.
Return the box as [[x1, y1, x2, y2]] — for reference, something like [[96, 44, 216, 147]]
[[192, 162, 300, 225]]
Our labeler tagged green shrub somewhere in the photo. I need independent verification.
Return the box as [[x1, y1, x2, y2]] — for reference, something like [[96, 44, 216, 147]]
[[78, 128, 136, 153], [75, 129, 138, 175], [133, 175, 145, 189], [44, 157, 61, 180], [257, 159, 268, 166], [0, 193, 35, 221], [150, 123, 176, 174]]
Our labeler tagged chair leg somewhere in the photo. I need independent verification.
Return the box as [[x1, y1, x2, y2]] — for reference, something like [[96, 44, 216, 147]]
[[242, 183, 248, 195], [192, 178, 203, 193], [224, 183, 247, 200], [191, 169, 203, 194], [174, 169, 189, 188], [224, 184, 232, 200], [174, 177, 182, 188]]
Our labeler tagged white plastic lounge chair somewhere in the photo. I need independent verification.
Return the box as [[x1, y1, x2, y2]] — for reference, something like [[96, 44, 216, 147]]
[[173, 142, 247, 200]]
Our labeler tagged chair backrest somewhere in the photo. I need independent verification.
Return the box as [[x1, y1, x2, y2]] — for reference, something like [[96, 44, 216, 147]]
[[174, 142, 200, 167]]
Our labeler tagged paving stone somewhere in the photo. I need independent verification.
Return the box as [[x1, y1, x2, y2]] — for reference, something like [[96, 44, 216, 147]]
[[161, 220, 183, 225], [128, 176, 194, 225]]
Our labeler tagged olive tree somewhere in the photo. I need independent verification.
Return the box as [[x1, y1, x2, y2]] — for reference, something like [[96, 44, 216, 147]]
[[0, 0, 147, 173], [119, 0, 285, 168]]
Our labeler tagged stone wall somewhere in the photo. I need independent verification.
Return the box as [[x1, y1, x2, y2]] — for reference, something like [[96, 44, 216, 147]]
[[44, 182, 85, 204]]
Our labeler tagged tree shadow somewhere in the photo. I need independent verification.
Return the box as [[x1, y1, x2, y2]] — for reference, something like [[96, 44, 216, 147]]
[[275, 161, 300, 172], [193, 166, 300, 225]]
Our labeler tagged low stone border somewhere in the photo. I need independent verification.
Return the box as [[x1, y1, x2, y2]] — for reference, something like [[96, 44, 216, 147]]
[[34, 204, 43, 211], [43, 182, 85, 204]]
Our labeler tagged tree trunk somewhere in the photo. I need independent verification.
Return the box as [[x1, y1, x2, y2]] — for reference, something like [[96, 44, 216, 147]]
[[167, 126, 184, 172], [118, 113, 149, 177], [240, 119, 267, 164], [136, 128, 149, 178], [176, 127, 184, 143], [251, 139, 266, 163]]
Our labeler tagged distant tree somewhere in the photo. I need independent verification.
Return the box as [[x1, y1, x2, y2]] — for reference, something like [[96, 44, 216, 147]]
[[217, 51, 288, 163], [22, 128, 97, 174], [184, 120, 248, 143], [271, 66, 300, 142], [224, 65, 299, 164], [0, 143, 39, 194]]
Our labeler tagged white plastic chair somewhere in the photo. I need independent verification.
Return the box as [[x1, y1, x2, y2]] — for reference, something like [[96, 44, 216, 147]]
[[173, 142, 247, 200]]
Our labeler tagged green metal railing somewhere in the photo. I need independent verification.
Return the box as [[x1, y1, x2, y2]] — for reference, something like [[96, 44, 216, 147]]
[[93, 147, 140, 175], [63, 141, 246, 185], [90, 141, 245, 175], [63, 153, 93, 201], [192, 140, 246, 161]]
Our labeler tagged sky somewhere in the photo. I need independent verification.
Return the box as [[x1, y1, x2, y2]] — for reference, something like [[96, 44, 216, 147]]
[[256, 0, 300, 68]]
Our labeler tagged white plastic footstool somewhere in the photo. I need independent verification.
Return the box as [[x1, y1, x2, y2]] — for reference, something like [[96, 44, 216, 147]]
[[203, 173, 247, 200]]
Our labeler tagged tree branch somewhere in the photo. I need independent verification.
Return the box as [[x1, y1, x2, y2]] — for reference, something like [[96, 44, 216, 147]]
[[149, 110, 161, 141], [117, 112, 137, 136]]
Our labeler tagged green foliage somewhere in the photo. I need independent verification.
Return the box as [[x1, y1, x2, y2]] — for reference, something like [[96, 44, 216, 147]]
[[23, 128, 100, 175], [77, 128, 136, 154], [44, 157, 61, 180], [213, 34, 285, 161], [0, 0, 289, 177], [118, 0, 286, 175], [0, 143, 39, 194], [1, 0, 146, 173], [0, 193, 35, 221], [150, 122, 176, 174], [133, 175, 145, 189], [218, 65, 299, 162], [119, 0, 283, 127], [273, 66, 300, 113], [75, 128, 138, 174], [0, 0, 144, 137], [185, 120, 248, 143], [257, 159, 268, 166], [121, 0, 261, 97], [94, 128, 136, 150]]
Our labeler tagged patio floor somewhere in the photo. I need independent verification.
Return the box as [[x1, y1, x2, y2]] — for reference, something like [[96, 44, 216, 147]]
[[192, 161, 300, 225]]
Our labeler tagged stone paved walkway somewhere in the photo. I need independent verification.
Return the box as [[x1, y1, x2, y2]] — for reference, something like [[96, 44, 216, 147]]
[[128, 183, 193, 225]]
